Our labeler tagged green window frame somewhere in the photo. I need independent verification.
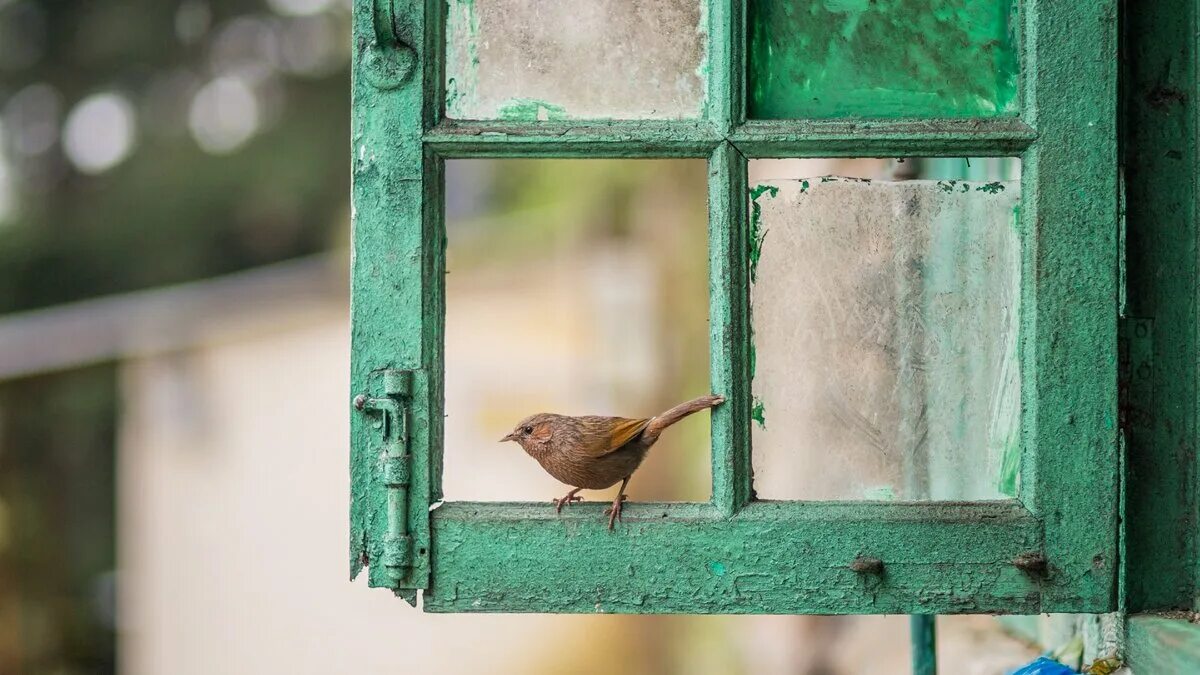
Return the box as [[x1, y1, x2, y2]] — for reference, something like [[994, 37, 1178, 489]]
[[350, 0, 1119, 614]]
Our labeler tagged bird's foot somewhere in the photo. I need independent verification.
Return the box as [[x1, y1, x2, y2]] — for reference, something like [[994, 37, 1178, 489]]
[[552, 493, 583, 513], [603, 495, 628, 530]]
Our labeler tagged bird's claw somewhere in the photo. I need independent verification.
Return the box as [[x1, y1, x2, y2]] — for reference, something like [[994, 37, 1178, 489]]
[[604, 495, 628, 530], [552, 493, 583, 513]]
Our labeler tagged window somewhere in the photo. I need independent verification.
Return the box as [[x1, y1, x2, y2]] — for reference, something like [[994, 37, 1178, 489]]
[[350, 0, 1118, 614]]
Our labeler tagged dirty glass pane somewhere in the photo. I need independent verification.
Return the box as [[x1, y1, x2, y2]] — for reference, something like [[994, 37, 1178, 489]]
[[445, 0, 705, 120], [747, 0, 1019, 119], [443, 159, 711, 502], [749, 160, 1021, 501]]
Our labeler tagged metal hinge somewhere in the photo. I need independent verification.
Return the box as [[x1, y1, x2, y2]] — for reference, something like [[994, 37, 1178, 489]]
[[1118, 317, 1153, 433], [354, 369, 415, 588]]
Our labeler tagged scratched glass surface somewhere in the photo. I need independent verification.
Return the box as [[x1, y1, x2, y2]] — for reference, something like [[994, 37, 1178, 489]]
[[445, 0, 706, 120], [442, 159, 711, 502], [748, 0, 1019, 119], [749, 159, 1021, 501]]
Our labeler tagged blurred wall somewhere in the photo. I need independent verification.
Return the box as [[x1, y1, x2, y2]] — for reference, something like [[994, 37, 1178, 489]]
[[116, 302, 581, 675]]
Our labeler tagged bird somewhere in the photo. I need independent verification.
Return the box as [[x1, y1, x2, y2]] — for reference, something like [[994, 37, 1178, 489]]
[[500, 394, 725, 529]]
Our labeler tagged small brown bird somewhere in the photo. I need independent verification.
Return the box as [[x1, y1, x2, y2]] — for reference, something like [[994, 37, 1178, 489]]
[[501, 394, 724, 529]]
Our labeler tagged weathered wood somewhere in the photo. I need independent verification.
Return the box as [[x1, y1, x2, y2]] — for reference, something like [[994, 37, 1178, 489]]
[[1024, 0, 1120, 611], [349, 0, 442, 598], [426, 501, 1047, 614], [708, 143, 753, 515], [350, 0, 1122, 615], [1122, 0, 1199, 612], [731, 119, 1037, 157]]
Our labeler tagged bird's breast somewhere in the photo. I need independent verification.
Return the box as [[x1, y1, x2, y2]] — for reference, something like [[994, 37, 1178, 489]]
[[531, 444, 648, 490]]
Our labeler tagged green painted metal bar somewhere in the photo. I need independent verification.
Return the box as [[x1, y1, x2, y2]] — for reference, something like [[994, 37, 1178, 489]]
[[911, 615, 937, 675], [424, 121, 721, 158], [1023, 0, 1120, 611], [425, 500, 1041, 613], [704, 0, 744, 132], [1122, 0, 1199, 612], [708, 142, 753, 516], [730, 119, 1037, 157]]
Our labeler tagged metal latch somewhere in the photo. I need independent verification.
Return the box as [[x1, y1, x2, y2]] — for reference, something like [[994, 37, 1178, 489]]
[[354, 369, 414, 586], [364, 0, 416, 90]]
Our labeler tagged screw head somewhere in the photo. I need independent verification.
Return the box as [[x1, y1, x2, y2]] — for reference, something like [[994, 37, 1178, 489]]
[[1013, 552, 1048, 577], [850, 556, 884, 575], [353, 394, 368, 410]]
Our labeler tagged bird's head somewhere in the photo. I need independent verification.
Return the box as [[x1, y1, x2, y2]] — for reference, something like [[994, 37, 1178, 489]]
[[500, 413, 556, 452]]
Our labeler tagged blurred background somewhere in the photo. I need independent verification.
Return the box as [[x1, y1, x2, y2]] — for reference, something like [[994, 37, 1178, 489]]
[[0, 0, 1043, 673]]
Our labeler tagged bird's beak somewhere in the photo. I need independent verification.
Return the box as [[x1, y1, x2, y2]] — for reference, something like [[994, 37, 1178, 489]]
[[500, 431, 517, 443]]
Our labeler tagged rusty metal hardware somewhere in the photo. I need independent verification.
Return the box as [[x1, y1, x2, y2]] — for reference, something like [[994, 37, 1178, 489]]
[[354, 369, 414, 586], [364, 0, 416, 90], [850, 556, 884, 575], [1012, 552, 1048, 577]]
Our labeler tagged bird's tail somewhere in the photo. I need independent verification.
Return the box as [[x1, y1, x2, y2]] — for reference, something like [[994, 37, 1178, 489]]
[[641, 394, 725, 444]]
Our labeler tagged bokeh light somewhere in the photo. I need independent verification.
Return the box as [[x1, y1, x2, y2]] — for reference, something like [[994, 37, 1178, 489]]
[[62, 93, 137, 174], [188, 75, 260, 154]]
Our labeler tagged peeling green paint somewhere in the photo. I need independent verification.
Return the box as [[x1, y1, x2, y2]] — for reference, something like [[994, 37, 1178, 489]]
[[751, 397, 766, 429], [747, 185, 777, 435], [748, 0, 1020, 119], [977, 181, 1006, 193], [354, 0, 1119, 615], [748, 184, 778, 284], [496, 98, 568, 122], [863, 486, 897, 501]]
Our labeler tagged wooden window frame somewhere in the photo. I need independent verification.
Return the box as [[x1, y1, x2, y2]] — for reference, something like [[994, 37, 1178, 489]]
[[349, 0, 1119, 614]]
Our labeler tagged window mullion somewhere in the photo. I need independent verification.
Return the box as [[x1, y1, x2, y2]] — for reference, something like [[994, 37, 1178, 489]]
[[709, 141, 753, 515]]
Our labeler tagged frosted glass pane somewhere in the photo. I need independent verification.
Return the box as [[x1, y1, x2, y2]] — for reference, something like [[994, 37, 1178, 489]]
[[750, 177, 1021, 501], [446, 0, 705, 120]]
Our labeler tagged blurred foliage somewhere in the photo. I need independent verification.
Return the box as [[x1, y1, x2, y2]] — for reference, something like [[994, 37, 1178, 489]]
[[0, 0, 351, 314], [0, 0, 351, 671], [0, 366, 117, 675]]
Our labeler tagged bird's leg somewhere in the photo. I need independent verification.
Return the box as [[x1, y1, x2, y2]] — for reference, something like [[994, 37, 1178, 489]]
[[552, 487, 584, 513], [604, 476, 631, 530]]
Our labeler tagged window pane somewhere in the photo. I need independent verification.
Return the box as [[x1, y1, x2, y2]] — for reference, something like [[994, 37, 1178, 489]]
[[446, 0, 706, 120], [747, 0, 1019, 119], [750, 159, 1020, 501], [444, 159, 710, 502]]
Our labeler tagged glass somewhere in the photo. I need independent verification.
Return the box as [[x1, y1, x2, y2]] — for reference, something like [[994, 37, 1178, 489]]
[[446, 0, 706, 120], [749, 158, 1021, 500], [748, 0, 1019, 119]]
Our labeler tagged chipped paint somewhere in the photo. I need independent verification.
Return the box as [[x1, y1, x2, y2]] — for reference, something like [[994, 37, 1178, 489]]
[[751, 397, 767, 429], [353, 0, 1120, 615], [496, 98, 568, 122]]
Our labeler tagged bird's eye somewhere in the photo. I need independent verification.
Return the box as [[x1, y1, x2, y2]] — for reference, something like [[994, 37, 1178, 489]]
[[522, 426, 534, 435]]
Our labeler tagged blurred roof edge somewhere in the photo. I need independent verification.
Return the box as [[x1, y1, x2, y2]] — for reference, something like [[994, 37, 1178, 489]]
[[0, 254, 347, 381]]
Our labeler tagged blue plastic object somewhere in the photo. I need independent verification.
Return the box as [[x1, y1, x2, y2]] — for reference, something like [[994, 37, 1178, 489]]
[[1008, 657, 1077, 675]]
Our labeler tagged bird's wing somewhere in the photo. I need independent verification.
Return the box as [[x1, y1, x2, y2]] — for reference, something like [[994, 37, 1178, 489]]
[[577, 416, 651, 457]]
